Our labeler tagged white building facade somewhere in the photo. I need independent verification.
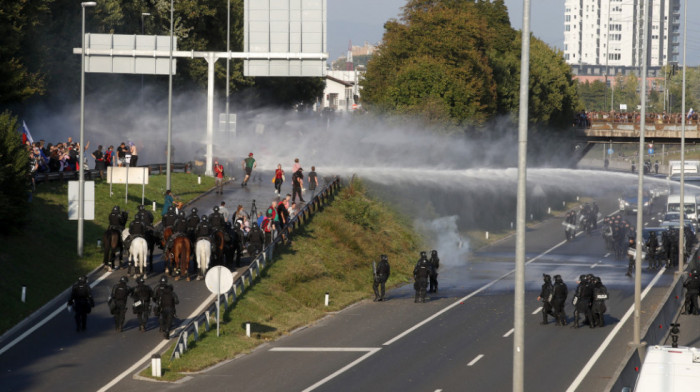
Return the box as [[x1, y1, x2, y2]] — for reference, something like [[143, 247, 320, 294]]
[[564, 0, 680, 69]]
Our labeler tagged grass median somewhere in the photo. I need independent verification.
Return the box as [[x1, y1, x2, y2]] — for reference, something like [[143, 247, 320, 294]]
[[0, 172, 215, 335], [145, 178, 421, 380]]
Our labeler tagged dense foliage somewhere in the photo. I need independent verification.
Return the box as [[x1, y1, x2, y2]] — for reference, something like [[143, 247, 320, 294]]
[[0, 0, 323, 109], [0, 111, 30, 232], [361, 0, 579, 127]]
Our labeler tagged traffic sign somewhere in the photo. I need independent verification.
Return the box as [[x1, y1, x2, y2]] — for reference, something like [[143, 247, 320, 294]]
[[205, 266, 234, 294], [608, 148, 614, 155]]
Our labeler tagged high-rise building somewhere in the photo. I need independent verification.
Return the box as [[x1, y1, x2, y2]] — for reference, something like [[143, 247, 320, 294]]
[[564, 0, 680, 71]]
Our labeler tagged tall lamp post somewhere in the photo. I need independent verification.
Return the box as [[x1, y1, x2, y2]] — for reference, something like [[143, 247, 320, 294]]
[[166, 0, 174, 190], [140, 12, 151, 107], [78, 1, 97, 257]]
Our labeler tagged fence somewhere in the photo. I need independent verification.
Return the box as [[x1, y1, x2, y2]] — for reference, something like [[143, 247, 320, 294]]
[[168, 176, 342, 361], [33, 162, 190, 184]]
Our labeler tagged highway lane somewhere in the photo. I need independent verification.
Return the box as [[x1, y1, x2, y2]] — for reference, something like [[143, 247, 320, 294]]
[[0, 173, 287, 392], [112, 194, 678, 391]]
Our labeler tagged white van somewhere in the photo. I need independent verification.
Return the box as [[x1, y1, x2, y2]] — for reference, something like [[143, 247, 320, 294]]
[[666, 194, 698, 222], [633, 345, 700, 392]]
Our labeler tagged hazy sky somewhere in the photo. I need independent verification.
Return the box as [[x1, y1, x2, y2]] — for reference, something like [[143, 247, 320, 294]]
[[328, 0, 700, 66]]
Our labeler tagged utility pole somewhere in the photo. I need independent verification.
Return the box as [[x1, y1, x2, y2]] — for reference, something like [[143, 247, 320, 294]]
[[166, 0, 174, 190], [225, 0, 231, 146], [679, 0, 688, 275]]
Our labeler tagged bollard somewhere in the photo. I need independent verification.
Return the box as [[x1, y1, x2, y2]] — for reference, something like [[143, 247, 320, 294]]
[[152, 201, 156, 211], [324, 292, 329, 307], [97, 240, 102, 248], [198, 176, 201, 184], [485, 231, 489, 240], [562, 201, 566, 207], [510, 222, 514, 229], [246, 322, 251, 337], [576, 196, 580, 201], [151, 354, 162, 377], [21, 286, 26, 303], [547, 207, 551, 214], [530, 214, 533, 221]]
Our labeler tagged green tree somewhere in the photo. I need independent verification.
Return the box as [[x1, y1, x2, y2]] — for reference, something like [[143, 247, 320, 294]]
[[0, 111, 30, 233], [577, 81, 608, 111]]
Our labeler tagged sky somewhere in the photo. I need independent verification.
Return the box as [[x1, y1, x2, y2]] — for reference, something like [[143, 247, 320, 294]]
[[328, 0, 700, 66]]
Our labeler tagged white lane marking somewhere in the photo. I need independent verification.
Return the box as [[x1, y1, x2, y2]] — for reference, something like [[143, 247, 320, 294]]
[[590, 261, 601, 269], [0, 270, 112, 357], [532, 307, 543, 315], [435, 390, 443, 392], [565, 266, 666, 392], [383, 236, 573, 346], [604, 252, 611, 258], [270, 347, 379, 352], [97, 292, 216, 392], [467, 354, 484, 367], [503, 328, 514, 338], [301, 348, 381, 392]]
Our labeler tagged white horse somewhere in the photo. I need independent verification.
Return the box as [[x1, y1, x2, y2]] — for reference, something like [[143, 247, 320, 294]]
[[122, 229, 149, 279], [195, 238, 211, 280]]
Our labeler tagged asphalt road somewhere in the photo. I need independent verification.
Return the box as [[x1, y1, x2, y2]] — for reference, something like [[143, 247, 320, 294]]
[[0, 171, 289, 392], [107, 194, 692, 391]]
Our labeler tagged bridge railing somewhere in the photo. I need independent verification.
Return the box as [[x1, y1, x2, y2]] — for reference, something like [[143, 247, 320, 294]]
[[168, 176, 342, 361], [33, 162, 191, 184]]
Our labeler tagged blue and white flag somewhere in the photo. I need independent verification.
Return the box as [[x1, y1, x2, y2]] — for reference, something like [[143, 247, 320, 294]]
[[687, 108, 694, 119], [21, 120, 34, 145]]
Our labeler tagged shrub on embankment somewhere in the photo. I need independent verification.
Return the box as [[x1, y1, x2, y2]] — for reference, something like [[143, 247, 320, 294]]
[[158, 178, 421, 378], [0, 173, 215, 334]]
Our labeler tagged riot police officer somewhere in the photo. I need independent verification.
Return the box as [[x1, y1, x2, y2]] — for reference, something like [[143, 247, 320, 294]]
[[154, 276, 179, 339], [186, 208, 200, 242], [248, 222, 264, 256], [537, 274, 554, 325], [591, 276, 608, 327], [125, 215, 146, 253], [209, 206, 225, 231], [572, 275, 593, 328], [626, 236, 636, 277], [231, 221, 244, 267], [428, 250, 439, 293], [373, 255, 391, 302], [552, 275, 568, 326], [195, 215, 211, 240], [173, 211, 188, 235], [682, 269, 700, 315], [162, 205, 178, 229], [135, 204, 154, 226], [131, 276, 153, 331], [110, 276, 132, 332], [108, 205, 126, 232], [646, 231, 659, 270], [413, 251, 432, 303], [68, 275, 94, 332]]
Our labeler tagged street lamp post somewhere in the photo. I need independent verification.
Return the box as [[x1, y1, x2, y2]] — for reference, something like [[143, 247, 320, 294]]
[[78, 1, 97, 257], [166, 0, 174, 190], [225, 0, 231, 145], [140, 12, 151, 107]]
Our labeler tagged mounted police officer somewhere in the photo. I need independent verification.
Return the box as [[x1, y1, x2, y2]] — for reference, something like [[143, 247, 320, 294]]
[[552, 275, 568, 326], [209, 206, 225, 231], [135, 204, 154, 226], [162, 205, 178, 229], [591, 276, 608, 327], [110, 276, 132, 332], [68, 275, 94, 332], [131, 276, 153, 331], [428, 249, 439, 293], [572, 275, 593, 328], [186, 207, 200, 243], [195, 215, 211, 240], [373, 255, 391, 302], [125, 215, 147, 255], [154, 276, 179, 339], [108, 205, 126, 232], [413, 251, 433, 303], [537, 274, 555, 325]]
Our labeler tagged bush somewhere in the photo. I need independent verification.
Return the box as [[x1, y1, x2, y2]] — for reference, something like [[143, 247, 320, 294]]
[[0, 111, 30, 233]]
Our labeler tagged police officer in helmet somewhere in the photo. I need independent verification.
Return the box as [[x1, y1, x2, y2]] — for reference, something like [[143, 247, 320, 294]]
[[537, 274, 554, 325], [153, 275, 179, 339], [68, 275, 94, 332], [413, 251, 433, 303], [428, 250, 439, 293], [131, 276, 153, 331], [110, 276, 132, 332], [373, 255, 391, 302]]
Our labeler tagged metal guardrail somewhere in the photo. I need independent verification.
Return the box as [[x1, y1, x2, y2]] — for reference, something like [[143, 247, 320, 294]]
[[33, 162, 191, 184], [169, 176, 342, 361]]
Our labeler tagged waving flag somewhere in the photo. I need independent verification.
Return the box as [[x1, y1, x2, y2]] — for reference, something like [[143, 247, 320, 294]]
[[687, 108, 694, 119], [21, 121, 34, 145]]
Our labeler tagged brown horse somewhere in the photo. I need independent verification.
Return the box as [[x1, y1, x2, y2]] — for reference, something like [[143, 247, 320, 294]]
[[169, 235, 191, 281], [102, 228, 123, 271], [211, 229, 226, 267]]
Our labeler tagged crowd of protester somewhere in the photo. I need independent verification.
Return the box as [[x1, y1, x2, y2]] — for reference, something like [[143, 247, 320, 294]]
[[574, 110, 700, 128]]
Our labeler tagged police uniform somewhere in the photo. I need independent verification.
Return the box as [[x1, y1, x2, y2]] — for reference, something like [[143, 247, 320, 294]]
[[373, 255, 391, 302], [248, 223, 264, 256], [154, 277, 179, 339], [110, 276, 132, 332], [552, 275, 568, 326], [162, 206, 178, 228], [108, 206, 126, 232], [209, 206, 225, 231], [131, 277, 153, 331], [68, 276, 94, 332], [682, 270, 700, 315], [428, 250, 439, 293], [572, 275, 593, 328], [413, 252, 433, 303], [537, 274, 555, 324], [591, 277, 608, 327]]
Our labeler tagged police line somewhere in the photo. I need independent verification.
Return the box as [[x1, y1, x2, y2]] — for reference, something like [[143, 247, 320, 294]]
[[168, 176, 342, 361]]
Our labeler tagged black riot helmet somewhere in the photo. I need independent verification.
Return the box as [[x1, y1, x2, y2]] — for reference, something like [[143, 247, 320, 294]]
[[191, 207, 198, 215], [201, 215, 208, 222], [137, 276, 145, 284], [579, 274, 586, 282], [168, 205, 175, 213], [431, 250, 438, 257], [120, 276, 128, 284], [543, 274, 551, 283], [381, 254, 388, 262], [112, 205, 120, 213], [420, 251, 427, 259], [160, 276, 168, 284], [252, 222, 259, 229], [213, 206, 219, 212], [554, 275, 563, 283], [78, 275, 87, 284], [179, 211, 186, 218], [138, 204, 145, 211]]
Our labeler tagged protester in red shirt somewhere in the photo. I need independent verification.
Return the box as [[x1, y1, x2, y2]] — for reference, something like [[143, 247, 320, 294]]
[[214, 160, 224, 194]]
